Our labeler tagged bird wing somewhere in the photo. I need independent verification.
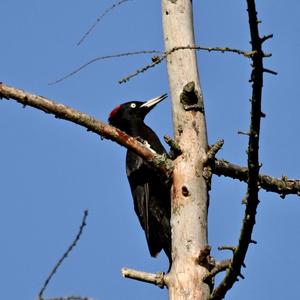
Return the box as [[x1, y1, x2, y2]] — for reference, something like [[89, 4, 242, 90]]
[[126, 151, 162, 257]]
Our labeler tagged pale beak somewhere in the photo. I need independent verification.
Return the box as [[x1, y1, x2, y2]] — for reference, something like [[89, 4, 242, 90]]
[[140, 94, 167, 109]]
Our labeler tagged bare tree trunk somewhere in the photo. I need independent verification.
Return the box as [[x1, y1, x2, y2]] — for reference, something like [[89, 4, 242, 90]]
[[162, 1, 210, 299]]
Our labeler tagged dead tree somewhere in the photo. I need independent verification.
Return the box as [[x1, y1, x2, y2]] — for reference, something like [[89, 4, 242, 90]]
[[0, 0, 299, 300]]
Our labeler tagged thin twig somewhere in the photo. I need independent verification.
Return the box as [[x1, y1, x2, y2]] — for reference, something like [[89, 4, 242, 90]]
[[77, 0, 132, 46], [263, 68, 278, 75], [38, 210, 89, 300], [49, 50, 161, 85]]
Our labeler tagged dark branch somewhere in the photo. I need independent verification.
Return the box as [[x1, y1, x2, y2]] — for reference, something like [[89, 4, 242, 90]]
[[0, 82, 173, 179], [211, 1, 266, 298], [263, 68, 278, 75], [212, 159, 300, 197], [260, 34, 273, 43], [38, 210, 89, 300]]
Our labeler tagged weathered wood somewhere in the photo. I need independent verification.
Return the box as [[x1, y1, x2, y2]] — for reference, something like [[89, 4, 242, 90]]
[[162, 1, 210, 299]]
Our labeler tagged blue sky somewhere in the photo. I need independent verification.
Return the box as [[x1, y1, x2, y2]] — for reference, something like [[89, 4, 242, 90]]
[[1, 1, 299, 299]]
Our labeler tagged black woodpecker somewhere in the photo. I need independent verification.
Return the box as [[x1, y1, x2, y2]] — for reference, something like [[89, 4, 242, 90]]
[[108, 94, 171, 267]]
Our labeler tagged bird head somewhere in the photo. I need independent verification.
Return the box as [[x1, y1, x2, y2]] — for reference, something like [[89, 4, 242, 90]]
[[108, 94, 167, 134]]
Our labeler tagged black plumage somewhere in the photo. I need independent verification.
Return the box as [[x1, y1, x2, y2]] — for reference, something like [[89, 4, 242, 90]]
[[108, 94, 171, 265]]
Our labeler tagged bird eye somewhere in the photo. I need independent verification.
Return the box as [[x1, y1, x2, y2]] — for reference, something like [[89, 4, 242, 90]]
[[130, 103, 136, 108]]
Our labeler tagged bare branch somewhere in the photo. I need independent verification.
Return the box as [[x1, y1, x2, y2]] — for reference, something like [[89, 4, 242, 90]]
[[49, 45, 255, 86], [212, 159, 300, 197], [5, 83, 295, 194], [77, 0, 132, 46], [121, 268, 166, 288], [38, 210, 89, 300], [119, 45, 257, 84], [49, 50, 161, 85], [211, 0, 266, 298], [119, 54, 166, 84], [0, 82, 173, 178]]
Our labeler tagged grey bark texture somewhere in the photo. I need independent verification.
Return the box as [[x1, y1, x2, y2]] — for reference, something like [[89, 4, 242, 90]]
[[162, 1, 210, 299]]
